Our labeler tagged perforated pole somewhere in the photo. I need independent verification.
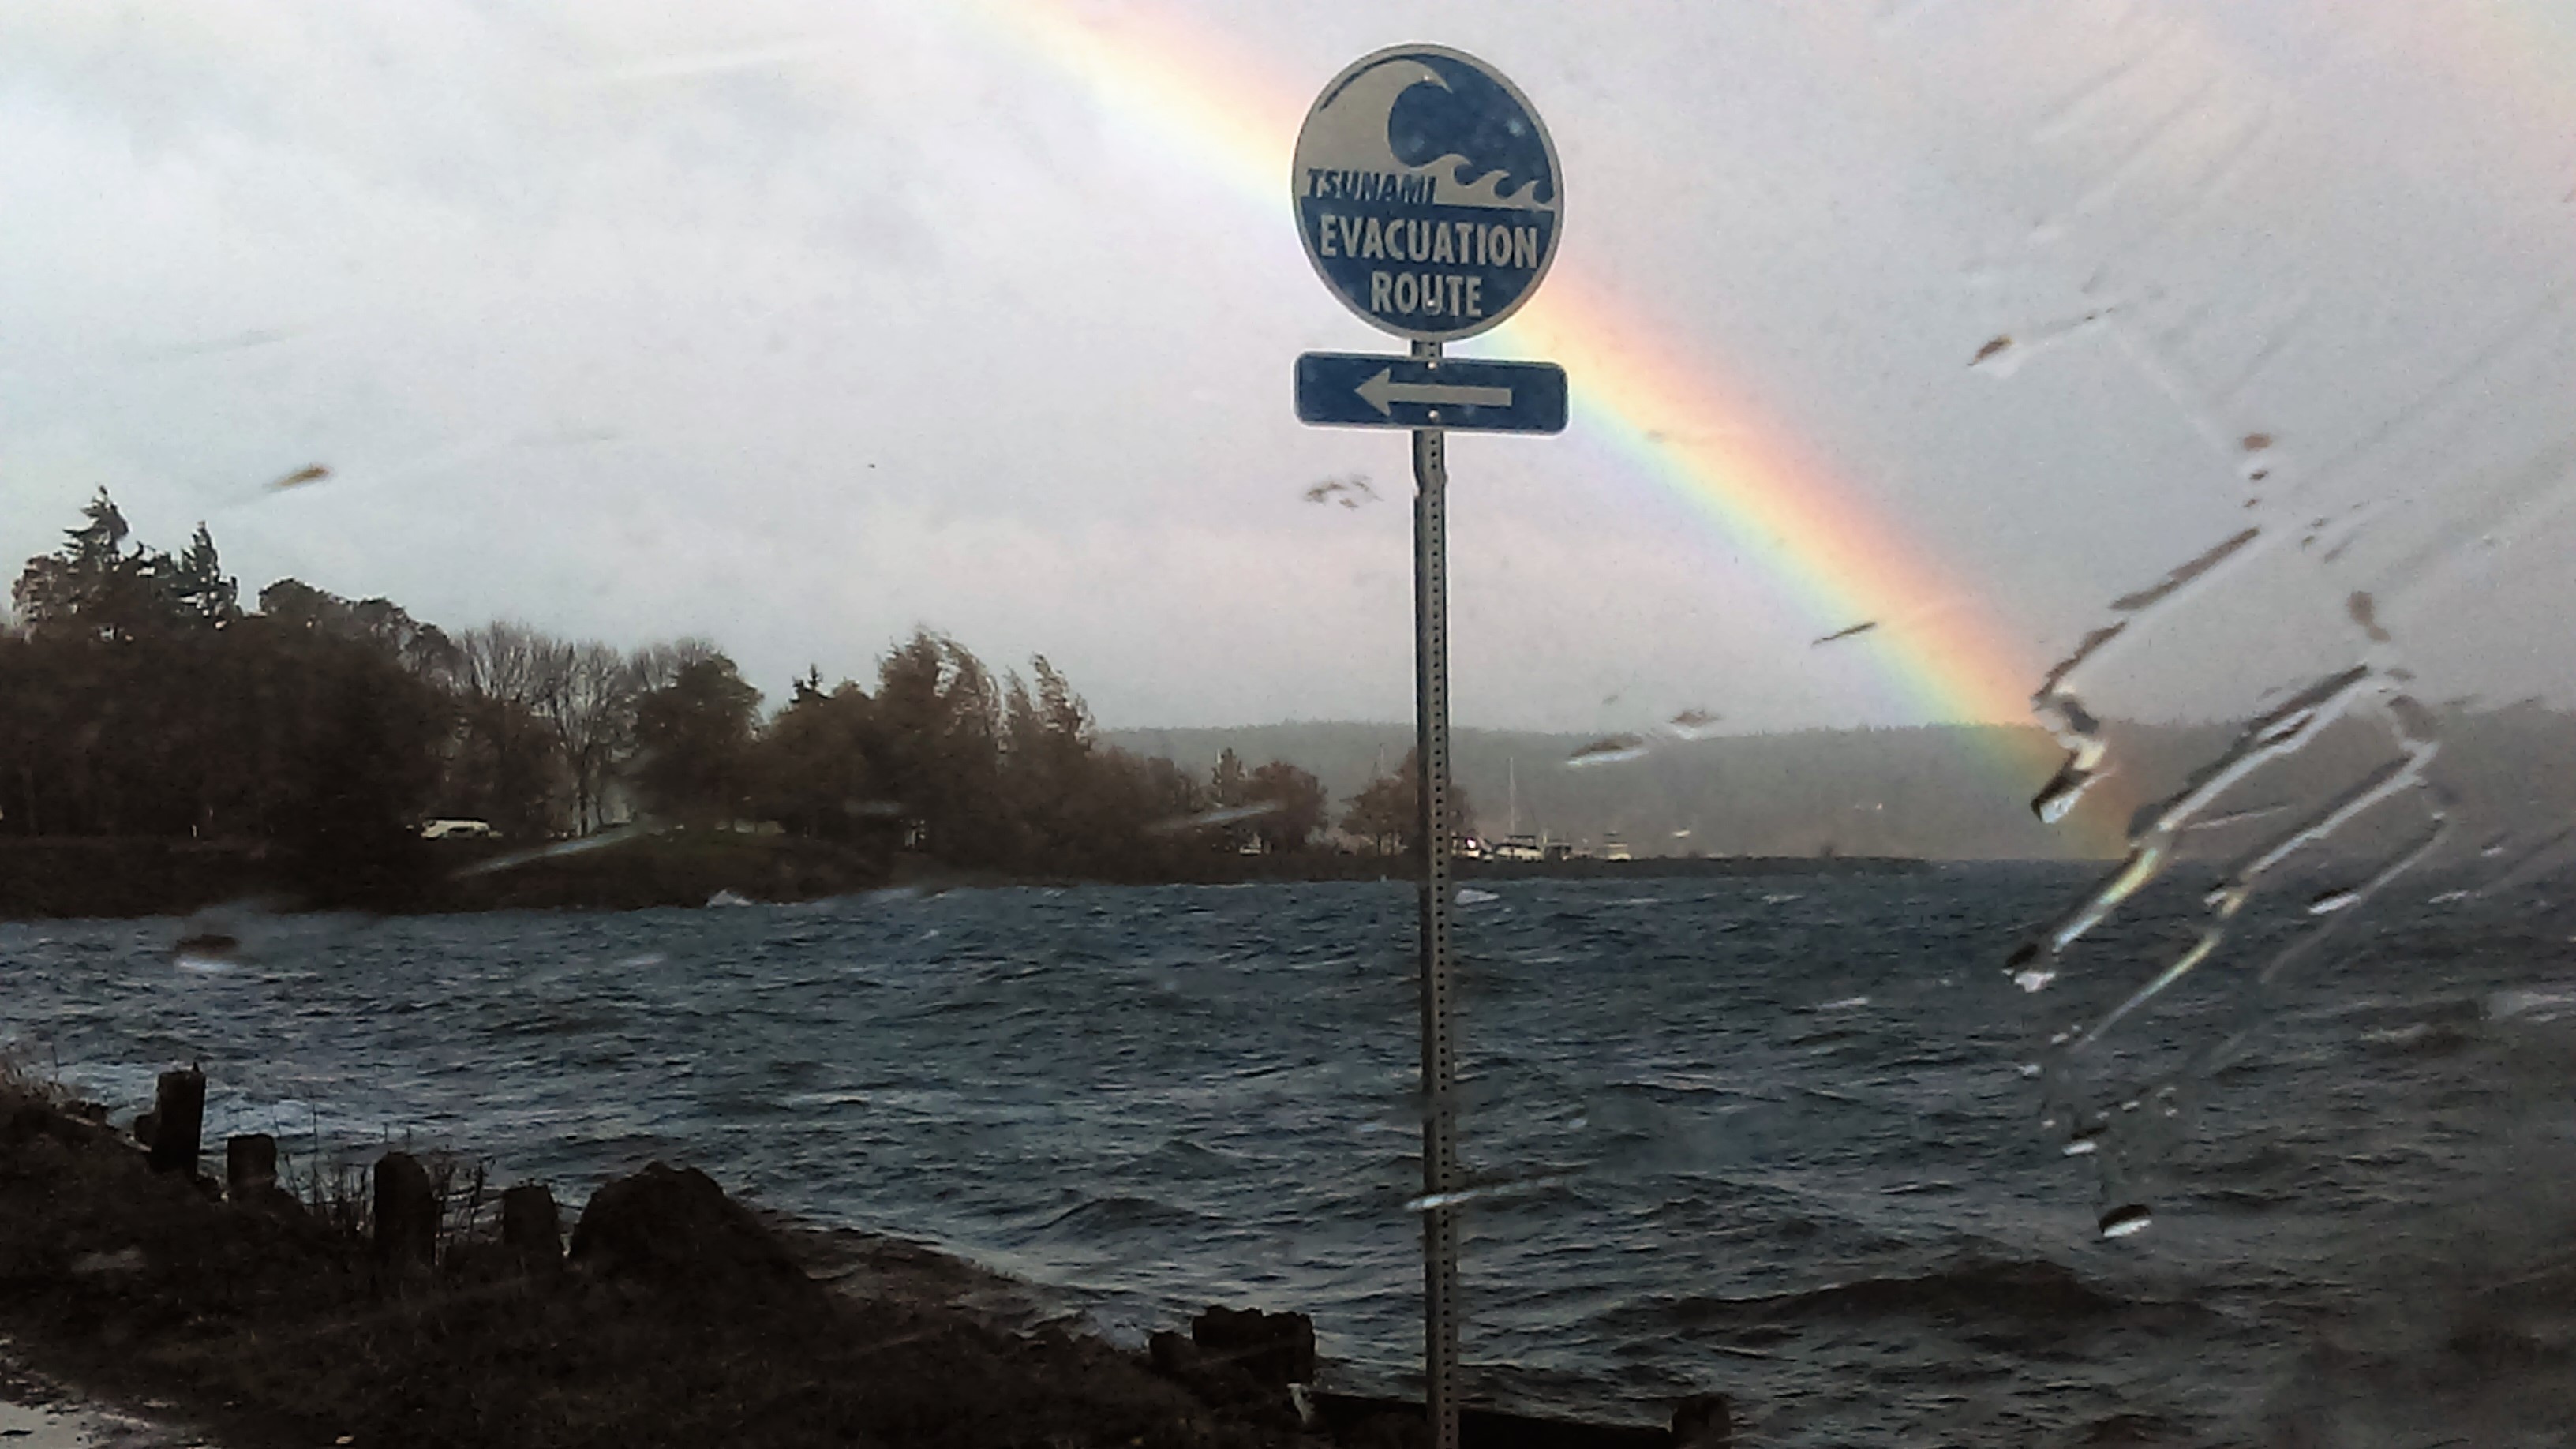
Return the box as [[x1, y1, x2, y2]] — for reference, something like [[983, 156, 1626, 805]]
[[1410, 336, 1461, 1449]]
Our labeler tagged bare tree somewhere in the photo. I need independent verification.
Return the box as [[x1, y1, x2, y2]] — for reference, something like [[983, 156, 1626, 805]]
[[627, 636, 724, 695], [455, 622, 571, 837], [542, 642, 638, 835]]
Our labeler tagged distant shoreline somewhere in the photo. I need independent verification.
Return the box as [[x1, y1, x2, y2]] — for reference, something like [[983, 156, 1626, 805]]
[[1455, 854, 1930, 881], [0, 833, 1946, 922]]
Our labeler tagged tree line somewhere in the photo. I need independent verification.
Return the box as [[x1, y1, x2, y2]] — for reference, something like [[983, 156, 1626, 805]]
[[0, 492, 1462, 901]]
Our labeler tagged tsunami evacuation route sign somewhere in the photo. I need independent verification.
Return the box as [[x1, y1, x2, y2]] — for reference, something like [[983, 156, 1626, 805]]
[[1286, 41, 1574, 1449], [1291, 43, 1566, 432]]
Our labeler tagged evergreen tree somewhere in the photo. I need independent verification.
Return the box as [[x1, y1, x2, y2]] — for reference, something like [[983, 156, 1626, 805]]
[[165, 524, 240, 627], [10, 489, 189, 642], [632, 654, 762, 824], [871, 631, 1006, 862], [1210, 747, 1248, 807], [755, 676, 884, 843]]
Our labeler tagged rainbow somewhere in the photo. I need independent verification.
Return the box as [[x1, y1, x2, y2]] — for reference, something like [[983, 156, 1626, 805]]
[[964, 0, 2129, 852]]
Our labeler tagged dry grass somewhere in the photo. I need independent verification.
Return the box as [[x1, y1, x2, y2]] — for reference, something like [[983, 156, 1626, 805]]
[[298, 1156, 374, 1240], [426, 1151, 492, 1260], [0, 1044, 68, 1106]]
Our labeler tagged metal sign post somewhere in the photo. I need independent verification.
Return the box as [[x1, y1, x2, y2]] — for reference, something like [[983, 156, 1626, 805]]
[[1290, 46, 1563, 1449], [1408, 337, 1462, 1448]]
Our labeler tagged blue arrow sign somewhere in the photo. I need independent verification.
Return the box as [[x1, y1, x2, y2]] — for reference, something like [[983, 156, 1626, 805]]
[[1295, 352, 1567, 433]]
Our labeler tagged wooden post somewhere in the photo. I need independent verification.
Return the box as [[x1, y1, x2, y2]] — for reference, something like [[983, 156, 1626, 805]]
[[373, 1151, 437, 1269], [146, 1067, 204, 1176], [500, 1184, 560, 1264], [226, 1134, 279, 1198]]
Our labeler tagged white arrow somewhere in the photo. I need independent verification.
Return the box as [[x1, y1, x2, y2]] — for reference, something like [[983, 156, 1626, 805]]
[[1356, 369, 1513, 417]]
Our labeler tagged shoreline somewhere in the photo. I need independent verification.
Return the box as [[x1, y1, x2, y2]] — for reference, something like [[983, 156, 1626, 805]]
[[0, 833, 1958, 923], [0, 1077, 1326, 1449], [0, 1076, 1715, 1449]]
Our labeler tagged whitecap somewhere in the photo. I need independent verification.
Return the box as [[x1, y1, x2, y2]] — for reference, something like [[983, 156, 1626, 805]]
[[2486, 987, 2576, 1023]]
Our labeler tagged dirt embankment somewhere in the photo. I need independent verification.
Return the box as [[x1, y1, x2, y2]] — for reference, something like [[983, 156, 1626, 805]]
[[0, 833, 893, 921], [0, 838, 276, 920], [0, 1080, 1326, 1449]]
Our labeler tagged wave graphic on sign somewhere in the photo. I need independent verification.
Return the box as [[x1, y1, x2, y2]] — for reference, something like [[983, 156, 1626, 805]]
[[964, 0, 2131, 853], [1383, 52, 1556, 205]]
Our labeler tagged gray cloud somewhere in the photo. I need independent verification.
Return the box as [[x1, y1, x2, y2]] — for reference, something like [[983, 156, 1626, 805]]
[[3, 0, 2570, 733]]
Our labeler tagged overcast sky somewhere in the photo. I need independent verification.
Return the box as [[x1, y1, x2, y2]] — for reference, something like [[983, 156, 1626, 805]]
[[5, 0, 2571, 735]]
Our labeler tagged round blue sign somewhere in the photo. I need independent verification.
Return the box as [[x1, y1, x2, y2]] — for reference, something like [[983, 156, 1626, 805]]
[[1293, 45, 1563, 343]]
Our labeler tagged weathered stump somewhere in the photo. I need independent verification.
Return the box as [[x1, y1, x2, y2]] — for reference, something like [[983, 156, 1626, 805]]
[[500, 1183, 561, 1264], [224, 1132, 307, 1219], [373, 1151, 438, 1269], [145, 1068, 204, 1176], [227, 1134, 279, 1196]]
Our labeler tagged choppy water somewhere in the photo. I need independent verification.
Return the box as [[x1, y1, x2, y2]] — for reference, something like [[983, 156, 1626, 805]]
[[6, 869, 2575, 1446]]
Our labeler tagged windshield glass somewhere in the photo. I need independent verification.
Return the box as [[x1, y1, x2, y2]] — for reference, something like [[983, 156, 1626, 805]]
[[5, 4, 2572, 1445]]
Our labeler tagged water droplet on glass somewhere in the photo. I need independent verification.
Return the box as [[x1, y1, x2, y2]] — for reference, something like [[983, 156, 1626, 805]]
[[1301, 474, 1378, 507], [1145, 800, 1283, 835], [173, 930, 244, 973], [2031, 764, 2096, 824], [1565, 734, 1650, 768], [452, 822, 661, 878], [2015, 968, 2057, 994], [1663, 708, 1723, 740], [2306, 888, 2358, 915], [2098, 1204, 2155, 1239]]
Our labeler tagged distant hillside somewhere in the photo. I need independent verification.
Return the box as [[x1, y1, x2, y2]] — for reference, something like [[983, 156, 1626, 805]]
[[1107, 721, 2099, 860], [1107, 704, 2576, 863]]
